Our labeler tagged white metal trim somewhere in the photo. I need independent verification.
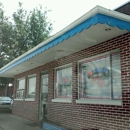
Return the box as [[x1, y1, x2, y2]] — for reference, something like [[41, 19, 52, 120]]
[[25, 98, 35, 101], [52, 99, 72, 103], [76, 99, 122, 106], [14, 99, 23, 101]]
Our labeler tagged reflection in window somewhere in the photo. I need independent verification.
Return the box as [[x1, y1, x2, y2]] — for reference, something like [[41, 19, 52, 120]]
[[78, 53, 122, 100], [27, 75, 36, 98], [16, 78, 25, 99], [41, 74, 48, 101], [55, 65, 72, 98]]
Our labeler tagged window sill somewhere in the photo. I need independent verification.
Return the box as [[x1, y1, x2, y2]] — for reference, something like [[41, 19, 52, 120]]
[[14, 99, 23, 101], [25, 98, 35, 101], [76, 99, 122, 106], [52, 99, 72, 103]]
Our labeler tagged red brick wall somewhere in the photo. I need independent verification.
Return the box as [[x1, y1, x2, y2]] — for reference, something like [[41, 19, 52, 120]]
[[13, 32, 130, 129], [0, 86, 13, 97], [0, 88, 5, 96]]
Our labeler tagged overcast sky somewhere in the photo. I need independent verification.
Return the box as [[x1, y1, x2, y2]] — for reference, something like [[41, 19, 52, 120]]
[[1, 0, 129, 34]]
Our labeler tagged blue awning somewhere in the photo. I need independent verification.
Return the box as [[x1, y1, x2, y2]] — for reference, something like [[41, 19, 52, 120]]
[[0, 9, 130, 76]]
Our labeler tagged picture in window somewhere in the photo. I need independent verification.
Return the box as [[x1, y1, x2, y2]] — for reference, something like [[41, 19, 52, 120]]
[[78, 53, 122, 99], [55, 66, 72, 98]]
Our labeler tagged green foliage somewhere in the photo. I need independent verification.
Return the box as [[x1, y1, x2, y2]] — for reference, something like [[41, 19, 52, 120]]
[[0, 77, 13, 90], [11, 2, 53, 57], [0, 2, 53, 88], [0, 3, 14, 67]]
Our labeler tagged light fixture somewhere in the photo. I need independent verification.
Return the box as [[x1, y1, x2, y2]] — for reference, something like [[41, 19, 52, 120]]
[[105, 28, 111, 31], [57, 50, 63, 52]]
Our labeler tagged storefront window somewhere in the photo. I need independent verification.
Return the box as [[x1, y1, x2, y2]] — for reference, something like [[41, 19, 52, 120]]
[[78, 52, 122, 100], [55, 65, 72, 98], [27, 75, 36, 99], [16, 78, 25, 99]]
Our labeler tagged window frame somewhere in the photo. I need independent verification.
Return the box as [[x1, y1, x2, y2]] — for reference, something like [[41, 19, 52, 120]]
[[16, 77, 25, 100], [76, 49, 122, 105], [26, 74, 37, 100], [52, 63, 72, 103]]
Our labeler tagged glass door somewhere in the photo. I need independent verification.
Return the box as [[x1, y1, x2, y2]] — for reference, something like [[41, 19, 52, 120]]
[[40, 73, 48, 120]]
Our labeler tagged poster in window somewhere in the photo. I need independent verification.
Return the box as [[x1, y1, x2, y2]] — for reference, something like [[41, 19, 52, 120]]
[[79, 54, 122, 99], [80, 56, 111, 99], [56, 67, 72, 98]]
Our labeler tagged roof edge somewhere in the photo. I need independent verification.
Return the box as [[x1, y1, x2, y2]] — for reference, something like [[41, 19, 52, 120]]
[[113, 1, 130, 11], [0, 5, 130, 73]]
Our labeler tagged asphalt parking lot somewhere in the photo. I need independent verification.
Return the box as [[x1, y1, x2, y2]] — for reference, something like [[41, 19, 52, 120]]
[[0, 105, 43, 130], [0, 109, 11, 114], [0, 105, 12, 130]]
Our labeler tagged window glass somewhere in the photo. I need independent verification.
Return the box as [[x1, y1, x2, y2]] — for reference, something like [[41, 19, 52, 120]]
[[27, 76, 36, 98], [16, 78, 25, 99], [17, 79, 25, 89], [55, 65, 72, 98], [41, 74, 48, 101], [16, 90, 25, 99], [111, 53, 122, 99], [78, 53, 122, 100]]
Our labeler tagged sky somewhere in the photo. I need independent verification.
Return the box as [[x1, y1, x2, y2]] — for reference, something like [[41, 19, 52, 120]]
[[1, 0, 129, 34]]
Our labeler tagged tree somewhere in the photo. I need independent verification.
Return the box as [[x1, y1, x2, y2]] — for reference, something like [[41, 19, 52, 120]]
[[0, 2, 53, 90], [0, 3, 14, 90], [12, 2, 52, 57], [27, 5, 52, 48], [0, 3, 15, 67]]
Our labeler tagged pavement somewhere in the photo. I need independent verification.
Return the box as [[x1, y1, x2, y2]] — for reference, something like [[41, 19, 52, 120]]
[[0, 113, 43, 130]]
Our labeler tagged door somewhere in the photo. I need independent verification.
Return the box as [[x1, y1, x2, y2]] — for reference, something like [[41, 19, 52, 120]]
[[40, 73, 48, 120]]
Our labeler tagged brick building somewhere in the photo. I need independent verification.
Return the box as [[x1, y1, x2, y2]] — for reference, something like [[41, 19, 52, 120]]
[[0, 3, 130, 130], [0, 86, 13, 97]]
